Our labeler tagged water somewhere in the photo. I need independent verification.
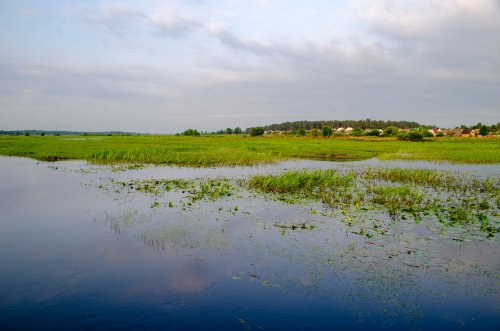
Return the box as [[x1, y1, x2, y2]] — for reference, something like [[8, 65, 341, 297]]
[[0, 156, 499, 330]]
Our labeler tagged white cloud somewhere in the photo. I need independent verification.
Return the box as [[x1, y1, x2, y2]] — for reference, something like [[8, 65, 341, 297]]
[[1, 1, 499, 131], [77, 3, 202, 37], [352, 0, 500, 37], [147, 9, 202, 36]]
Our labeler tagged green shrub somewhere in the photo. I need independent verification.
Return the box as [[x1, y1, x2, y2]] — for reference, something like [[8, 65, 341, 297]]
[[249, 127, 264, 136], [365, 129, 381, 137], [422, 130, 434, 138], [322, 126, 332, 137], [182, 129, 201, 136], [397, 131, 424, 142]]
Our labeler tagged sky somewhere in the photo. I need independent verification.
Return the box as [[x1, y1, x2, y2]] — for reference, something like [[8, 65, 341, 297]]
[[1, 0, 499, 133]]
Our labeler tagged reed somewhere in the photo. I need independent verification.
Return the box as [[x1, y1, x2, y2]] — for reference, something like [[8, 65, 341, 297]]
[[248, 169, 354, 194], [243, 168, 499, 236]]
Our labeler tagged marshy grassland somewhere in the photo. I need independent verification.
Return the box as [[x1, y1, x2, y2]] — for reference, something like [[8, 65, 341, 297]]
[[247, 168, 499, 236], [0, 135, 499, 165], [100, 166, 499, 238]]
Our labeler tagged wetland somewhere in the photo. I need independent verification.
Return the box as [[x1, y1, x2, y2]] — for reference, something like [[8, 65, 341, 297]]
[[0, 144, 499, 330]]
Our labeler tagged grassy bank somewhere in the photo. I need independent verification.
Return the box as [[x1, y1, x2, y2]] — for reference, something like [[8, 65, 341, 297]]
[[0, 135, 499, 166]]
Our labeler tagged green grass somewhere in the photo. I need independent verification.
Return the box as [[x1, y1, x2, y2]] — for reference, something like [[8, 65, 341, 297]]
[[0, 135, 499, 166], [248, 169, 354, 195], [245, 168, 499, 236]]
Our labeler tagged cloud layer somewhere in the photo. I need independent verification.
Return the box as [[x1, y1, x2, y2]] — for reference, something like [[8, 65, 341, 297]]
[[1, 0, 499, 132]]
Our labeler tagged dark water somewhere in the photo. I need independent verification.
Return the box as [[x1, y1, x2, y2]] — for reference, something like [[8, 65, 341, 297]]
[[0, 157, 498, 330]]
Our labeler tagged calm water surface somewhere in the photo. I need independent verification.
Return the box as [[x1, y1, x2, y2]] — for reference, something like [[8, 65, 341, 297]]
[[0, 157, 498, 330]]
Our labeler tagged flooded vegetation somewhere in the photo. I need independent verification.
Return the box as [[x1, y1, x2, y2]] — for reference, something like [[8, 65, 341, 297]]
[[101, 166, 499, 238], [0, 156, 499, 330]]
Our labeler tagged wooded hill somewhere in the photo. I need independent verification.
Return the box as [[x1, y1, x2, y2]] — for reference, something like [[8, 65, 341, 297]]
[[256, 119, 424, 131]]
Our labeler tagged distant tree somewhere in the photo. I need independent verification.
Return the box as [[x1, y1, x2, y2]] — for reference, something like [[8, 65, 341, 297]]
[[249, 127, 264, 136], [298, 128, 306, 136], [422, 130, 434, 138], [322, 126, 332, 137], [479, 125, 488, 136], [365, 129, 381, 137], [225, 128, 233, 135], [384, 126, 399, 136], [24, 131, 30, 136], [234, 127, 242, 134], [398, 131, 424, 142], [254, 119, 423, 132], [311, 129, 319, 137], [409, 132, 424, 141], [40, 132, 45, 136], [352, 128, 363, 136], [436, 131, 444, 137], [182, 129, 201, 136]]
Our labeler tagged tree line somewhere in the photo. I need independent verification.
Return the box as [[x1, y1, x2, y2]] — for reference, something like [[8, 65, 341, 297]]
[[0, 130, 137, 136], [254, 119, 423, 132]]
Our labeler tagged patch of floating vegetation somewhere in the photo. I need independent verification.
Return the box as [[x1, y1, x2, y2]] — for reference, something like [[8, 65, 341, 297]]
[[110, 163, 146, 172], [246, 168, 500, 238], [97, 167, 499, 240], [360, 167, 498, 192], [100, 177, 237, 209], [273, 220, 316, 231], [47, 162, 146, 174]]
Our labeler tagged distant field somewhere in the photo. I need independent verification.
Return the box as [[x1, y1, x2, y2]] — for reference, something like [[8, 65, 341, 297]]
[[0, 135, 499, 166]]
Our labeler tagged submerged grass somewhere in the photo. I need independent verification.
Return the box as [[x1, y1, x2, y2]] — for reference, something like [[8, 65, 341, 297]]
[[246, 168, 500, 237], [361, 167, 500, 193], [0, 135, 499, 166], [370, 185, 424, 220], [108, 177, 235, 205], [97, 164, 499, 238]]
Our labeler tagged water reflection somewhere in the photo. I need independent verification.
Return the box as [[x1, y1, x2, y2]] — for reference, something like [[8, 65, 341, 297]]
[[0, 156, 499, 330]]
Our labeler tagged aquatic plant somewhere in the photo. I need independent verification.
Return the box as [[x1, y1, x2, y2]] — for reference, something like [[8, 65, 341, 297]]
[[111, 177, 236, 205], [245, 168, 499, 237], [248, 169, 354, 195], [97, 164, 499, 238], [361, 167, 499, 193], [370, 185, 424, 220]]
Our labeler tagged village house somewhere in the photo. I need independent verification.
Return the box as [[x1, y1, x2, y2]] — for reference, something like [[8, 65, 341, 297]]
[[461, 129, 477, 137], [433, 128, 443, 135]]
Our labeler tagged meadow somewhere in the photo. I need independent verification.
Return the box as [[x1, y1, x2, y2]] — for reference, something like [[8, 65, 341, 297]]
[[0, 135, 499, 166]]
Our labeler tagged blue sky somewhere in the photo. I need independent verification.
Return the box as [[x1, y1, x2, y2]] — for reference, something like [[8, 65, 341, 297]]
[[1, 0, 499, 132]]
